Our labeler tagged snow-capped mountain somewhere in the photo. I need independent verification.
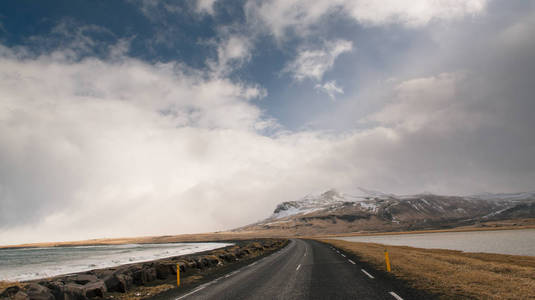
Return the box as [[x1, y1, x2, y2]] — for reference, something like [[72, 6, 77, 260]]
[[270, 188, 387, 220], [235, 188, 535, 234]]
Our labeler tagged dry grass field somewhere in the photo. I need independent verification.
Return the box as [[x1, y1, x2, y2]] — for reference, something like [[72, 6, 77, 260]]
[[0, 232, 278, 249], [2, 218, 534, 249], [320, 239, 535, 299]]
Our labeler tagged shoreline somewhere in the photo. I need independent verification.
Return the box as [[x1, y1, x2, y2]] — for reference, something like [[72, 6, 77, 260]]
[[1, 242, 234, 283], [0, 239, 288, 300]]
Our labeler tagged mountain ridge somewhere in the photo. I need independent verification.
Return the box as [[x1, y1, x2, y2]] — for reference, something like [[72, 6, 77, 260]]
[[235, 188, 535, 234]]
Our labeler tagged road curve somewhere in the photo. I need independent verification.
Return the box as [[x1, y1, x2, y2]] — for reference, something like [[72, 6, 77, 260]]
[[172, 239, 422, 300]]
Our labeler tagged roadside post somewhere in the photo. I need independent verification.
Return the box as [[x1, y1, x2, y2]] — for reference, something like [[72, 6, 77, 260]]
[[384, 249, 391, 272], [177, 264, 181, 287]]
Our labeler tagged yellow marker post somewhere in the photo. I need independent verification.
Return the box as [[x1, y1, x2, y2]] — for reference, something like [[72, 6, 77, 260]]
[[176, 264, 181, 287], [384, 249, 391, 272]]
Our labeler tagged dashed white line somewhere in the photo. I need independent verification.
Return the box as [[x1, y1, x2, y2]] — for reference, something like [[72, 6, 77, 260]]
[[348, 259, 356, 265], [296, 264, 301, 271], [341, 254, 346, 257], [361, 269, 375, 279], [389, 291, 404, 300]]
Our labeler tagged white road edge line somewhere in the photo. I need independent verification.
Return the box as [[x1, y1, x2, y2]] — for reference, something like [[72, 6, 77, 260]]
[[296, 264, 301, 271], [341, 254, 346, 257], [348, 259, 356, 265], [389, 291, 404, 300], [361, 269, 375, 279], [175, 240, 294, 299], [176, 285, 206, 300]]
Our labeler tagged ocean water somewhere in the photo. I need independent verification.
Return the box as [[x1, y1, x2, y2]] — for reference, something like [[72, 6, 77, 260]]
[[335, 229, 535, 256], [0, 242, 231, 281]]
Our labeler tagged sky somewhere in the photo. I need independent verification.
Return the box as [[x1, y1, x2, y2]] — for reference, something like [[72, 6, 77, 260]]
[[1, 0, 534, 245]]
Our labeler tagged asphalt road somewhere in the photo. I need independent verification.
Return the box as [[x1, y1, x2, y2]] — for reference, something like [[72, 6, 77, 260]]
[[172, 239, 423, 300]]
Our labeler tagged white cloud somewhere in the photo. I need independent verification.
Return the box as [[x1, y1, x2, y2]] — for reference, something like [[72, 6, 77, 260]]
[[315, 80, 344, 100], [2, 47, 534, 244], [209, 34, 253, 75], [0, 44, 346, 245], [195, 0, 218, 15], [245, 0, 488, 39], [368, 72, 494, 133], [343, 0, 488, 27], [283, 39, 352, 81]]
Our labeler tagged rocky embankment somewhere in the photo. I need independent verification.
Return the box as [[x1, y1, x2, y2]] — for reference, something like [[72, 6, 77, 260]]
[[0, 239, 287, 300]]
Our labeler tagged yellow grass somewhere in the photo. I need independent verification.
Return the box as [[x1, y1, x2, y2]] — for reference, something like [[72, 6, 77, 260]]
[[0, 232, 276, 249], [319, 239, 535, 299], [0, 281, 25, 295]]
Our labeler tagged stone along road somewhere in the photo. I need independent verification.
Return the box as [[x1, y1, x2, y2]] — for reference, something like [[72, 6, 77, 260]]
[[164, 239, 432, 300]]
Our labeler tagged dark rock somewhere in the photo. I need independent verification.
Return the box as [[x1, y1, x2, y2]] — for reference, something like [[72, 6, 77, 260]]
[[40, 281, 64, 300], [205, 256, 220, 266], [25, 283, 54, 300], [83, 281, 106, 299], [219, 253, 236, 262], [133, 267, 157, 285], [103, 275, 122, 293], [103, 272, 132, 293], [63, 283, 86, 300], [154, 263, 174, 279], [185, 260, 197, 269], [68, 274, 98, 285], [92, 270, 113, 280], [13, 291, 30, 300], [0, 285, 20, 298], [199, 258, 210, 268], [118, 274, 132, 291]]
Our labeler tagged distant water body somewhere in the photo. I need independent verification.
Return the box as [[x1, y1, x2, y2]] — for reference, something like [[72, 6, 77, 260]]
[[335, 229, 535, 256], [0, 242, 231, 281]]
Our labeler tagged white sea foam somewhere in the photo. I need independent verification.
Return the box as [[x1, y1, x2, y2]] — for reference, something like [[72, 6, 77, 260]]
[[0, 242, 231, 281]]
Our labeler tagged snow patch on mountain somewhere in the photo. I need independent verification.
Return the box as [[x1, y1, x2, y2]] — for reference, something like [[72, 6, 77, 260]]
[[358, 201, 378, 212], [268, 188, 390, 220]]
